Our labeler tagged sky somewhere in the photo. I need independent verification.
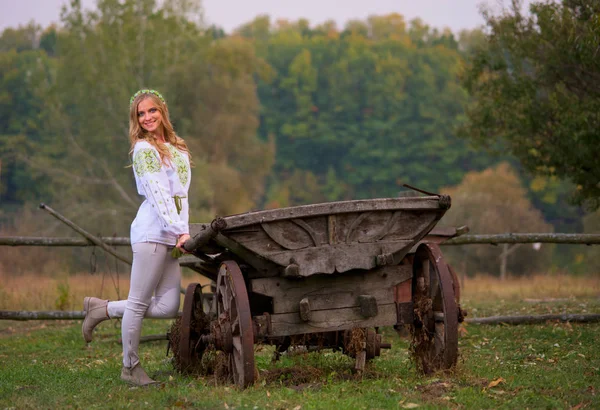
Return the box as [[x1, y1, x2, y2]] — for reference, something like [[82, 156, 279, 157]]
[[0, 0, 526, 34]]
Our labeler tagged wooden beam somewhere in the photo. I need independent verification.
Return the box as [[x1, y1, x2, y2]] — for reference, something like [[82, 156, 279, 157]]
[[0, 236, 131, 246], [444, 233, 600, 245], [1, 310, 86, 320], [250, 265, 412, 314], [466, 313, 600, 325], [39, 203, 132, 265], [0, 310, 182, 321], [268, 303, 398, 337], [4, 233, 600, 248], [198, 197, 444, 231]]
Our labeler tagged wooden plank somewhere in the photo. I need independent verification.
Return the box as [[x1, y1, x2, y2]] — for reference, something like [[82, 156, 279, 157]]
[[261, 220, 315, 250], [214, 197, 444, 230], [250, 265, 412, 314], [260, 241, 413, 276], [0, 237, 131, 246], [268, 303, 398, 337], [10, 231, 600, 249], [0, 311, 86, 320], [212, 233, 281, 278], [272, 286, 393, 314]]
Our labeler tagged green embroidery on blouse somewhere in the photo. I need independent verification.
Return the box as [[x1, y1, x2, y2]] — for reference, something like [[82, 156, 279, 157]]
[[133, 148, 161, 176], [168, 145, 189, 186]]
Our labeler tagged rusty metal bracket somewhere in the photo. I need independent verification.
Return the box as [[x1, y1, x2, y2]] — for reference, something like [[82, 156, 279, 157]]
[[358, 295, 378, 318], [396, 301, 414, 326]]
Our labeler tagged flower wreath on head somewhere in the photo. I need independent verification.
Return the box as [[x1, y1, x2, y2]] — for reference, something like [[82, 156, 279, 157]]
[[129, 89, 166, 107]]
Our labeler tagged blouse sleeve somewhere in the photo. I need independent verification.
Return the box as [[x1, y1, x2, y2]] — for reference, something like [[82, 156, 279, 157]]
[[132, 146, 189, 236]]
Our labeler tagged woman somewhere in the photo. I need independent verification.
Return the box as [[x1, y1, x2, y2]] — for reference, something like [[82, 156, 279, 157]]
[[82, 89, 191, 386]]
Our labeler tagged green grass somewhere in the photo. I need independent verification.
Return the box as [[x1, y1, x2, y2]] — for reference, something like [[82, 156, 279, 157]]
[[1, 297, 599, 409]]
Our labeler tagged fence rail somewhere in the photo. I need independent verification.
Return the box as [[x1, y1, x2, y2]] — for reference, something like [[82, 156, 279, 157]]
[[2, 233, 600, 247], [443, 233, 600, 245], [2, 309, 599, 325], [0, 236, 130, 246], [2, 233, 599, 325]]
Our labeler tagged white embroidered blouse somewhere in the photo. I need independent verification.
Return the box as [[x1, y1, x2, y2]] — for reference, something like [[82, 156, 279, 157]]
[[130, 140, 191, 246]]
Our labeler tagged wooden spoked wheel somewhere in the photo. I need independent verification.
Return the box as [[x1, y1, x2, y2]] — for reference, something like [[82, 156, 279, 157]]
[[411, 243, 459, 374], [179, 283, 206, 372], [215, 261, 256, 388]]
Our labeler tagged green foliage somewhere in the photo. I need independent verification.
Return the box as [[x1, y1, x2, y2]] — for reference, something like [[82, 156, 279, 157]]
[[0, 22, 40, 52], [460, 0, 600, 209], [0, 38, 56, 204], [54, 281, 70, 311], [0, 0, 274, 243], [246, 14, 495, 204]]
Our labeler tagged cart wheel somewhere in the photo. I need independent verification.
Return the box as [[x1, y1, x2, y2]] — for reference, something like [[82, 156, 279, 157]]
[[179, 283, 207, 372], [447, 264, 461, 303], [410, 243, 459, 374], [214, 261, 256, 388]]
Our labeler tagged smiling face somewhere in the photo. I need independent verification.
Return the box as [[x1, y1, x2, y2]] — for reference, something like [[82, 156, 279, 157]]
[[137, 98, 164, 137]]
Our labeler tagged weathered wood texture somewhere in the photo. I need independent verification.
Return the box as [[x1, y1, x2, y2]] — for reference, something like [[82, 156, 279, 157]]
[[217, 211, 444, 277], [5, 232, 600, 248], [0, 237, 131, 246], [0, 310, 182, 321], [267, 303, 398, 337], [444, 233, 600, 245], [212, 197, 445, 230], [39, 203, 132, 265], [250, 265, 412, 314], [118, 334, 168, 344], [466, 313, 600, 325], [4, 311, 599, 327], [0, 311, 86, 320], [187, 197, 449, 278]]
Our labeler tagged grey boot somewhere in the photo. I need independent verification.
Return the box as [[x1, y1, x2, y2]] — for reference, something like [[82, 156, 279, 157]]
[[82, 297, 109, 343], [121, 364, 159, 386]]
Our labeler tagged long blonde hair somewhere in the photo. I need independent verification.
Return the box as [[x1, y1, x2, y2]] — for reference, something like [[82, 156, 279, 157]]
[[128, 92, 191, 164]]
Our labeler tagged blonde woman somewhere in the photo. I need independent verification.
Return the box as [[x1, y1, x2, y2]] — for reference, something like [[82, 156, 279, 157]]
[[82, 89, 191, 386]]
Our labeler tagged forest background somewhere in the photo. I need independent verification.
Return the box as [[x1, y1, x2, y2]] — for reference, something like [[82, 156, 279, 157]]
[[0, 0, 598, 278]]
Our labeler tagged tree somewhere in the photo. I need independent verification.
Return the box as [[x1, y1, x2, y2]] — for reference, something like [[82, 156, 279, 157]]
[[34, 0, 273, 228], [0, 31, 55, 207], [0, 22, 40, 52], [250, 15, 492, 204], [440, 163, 553, 276], [460, 0, 600, 209]]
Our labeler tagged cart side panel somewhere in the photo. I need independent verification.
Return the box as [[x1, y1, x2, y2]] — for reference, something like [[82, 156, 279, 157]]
[[224, 209, 442, 277], [250, 265, 412, 336], [267, 304, 399, 337]]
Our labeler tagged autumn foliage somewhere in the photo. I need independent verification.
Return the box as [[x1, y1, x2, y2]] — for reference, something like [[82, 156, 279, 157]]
[[441, 163, 553, 276]]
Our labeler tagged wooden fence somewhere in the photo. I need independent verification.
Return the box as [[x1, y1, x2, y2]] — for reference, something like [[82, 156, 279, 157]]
[[1, 232, 599, 324]]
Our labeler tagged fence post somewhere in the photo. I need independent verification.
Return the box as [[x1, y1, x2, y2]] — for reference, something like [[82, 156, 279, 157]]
[[500, 243, 508, 281]]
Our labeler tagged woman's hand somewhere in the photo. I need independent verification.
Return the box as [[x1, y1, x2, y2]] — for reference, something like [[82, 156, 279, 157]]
[[176, 233, 191, 253]]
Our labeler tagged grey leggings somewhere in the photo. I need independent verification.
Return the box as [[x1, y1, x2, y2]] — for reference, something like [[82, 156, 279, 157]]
[[106, 242, 181, 368]]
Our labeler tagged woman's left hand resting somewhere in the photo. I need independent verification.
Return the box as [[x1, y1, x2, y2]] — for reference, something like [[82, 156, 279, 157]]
[[176, 233, 191, 253]]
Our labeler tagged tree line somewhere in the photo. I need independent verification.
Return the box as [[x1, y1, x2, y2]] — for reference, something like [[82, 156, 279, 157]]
[[0, 0, 597, 275]]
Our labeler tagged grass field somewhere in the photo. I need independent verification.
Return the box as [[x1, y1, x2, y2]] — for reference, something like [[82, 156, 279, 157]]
[[1, 273, 599, 409]]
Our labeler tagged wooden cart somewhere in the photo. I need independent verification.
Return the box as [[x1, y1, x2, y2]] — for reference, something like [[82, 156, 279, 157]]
[[174, 194, 465, 388]]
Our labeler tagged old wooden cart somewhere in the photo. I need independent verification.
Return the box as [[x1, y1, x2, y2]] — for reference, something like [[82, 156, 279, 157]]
[[174, 194, 465, 388]]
